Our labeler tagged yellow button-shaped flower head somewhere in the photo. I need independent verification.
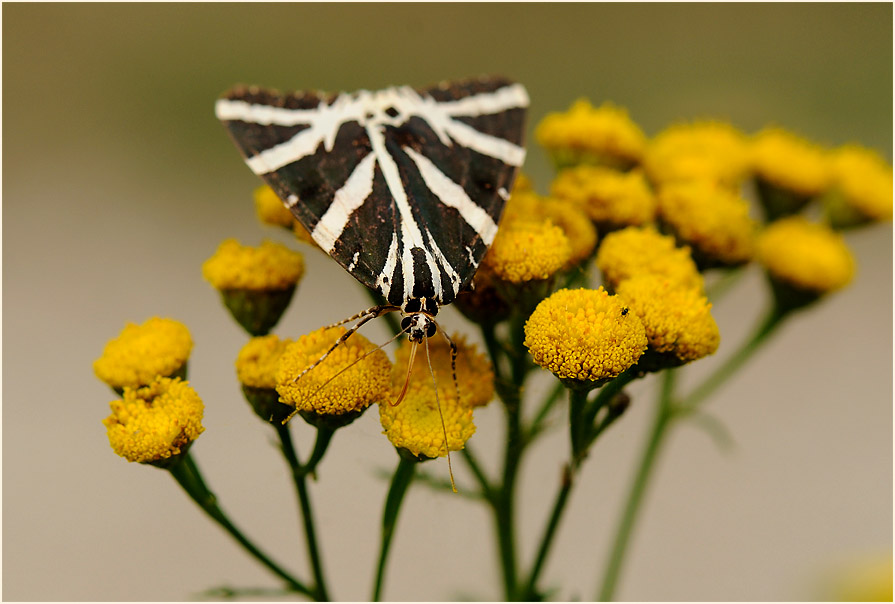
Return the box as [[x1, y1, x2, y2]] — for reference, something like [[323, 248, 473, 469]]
[[826, 144, 893, 227], [481, 216, 572, 284], [524, 287, 648, 387], [102, 377, 204, 466], [644, 121, 751, 188], [616, 275, 720, 369], [254, 185, 295, 229], [536, 99, 647, 171], [657, 180, 756, 268], [276, 326, 392, 427], [757, 217, 855, 305], [596, 226, 703, 292], [93, 317, 193, 393], [203, 239, 305, 336], [752, 127, 831, 197], [236, 335, 294, 423], [379, 336, 484, 459], [551, 165, 657, 232]]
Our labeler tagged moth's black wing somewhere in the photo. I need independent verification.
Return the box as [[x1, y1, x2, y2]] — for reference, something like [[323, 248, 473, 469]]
[[216, 76, 528, 306]]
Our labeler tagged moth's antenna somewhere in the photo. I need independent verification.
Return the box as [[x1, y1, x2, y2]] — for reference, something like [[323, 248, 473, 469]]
[[424, 335, 457, 494], [390, 340, 419, 407], [291, 304, 399, 384], [283, 328, 406, 425], [439, 330, 461, 408]]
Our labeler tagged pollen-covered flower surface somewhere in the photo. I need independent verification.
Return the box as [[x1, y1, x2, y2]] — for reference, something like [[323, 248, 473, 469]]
[[657, 180, 756, 266], [202, 239, 305, 291], [756, 217, 855, 294], [276, 326, 392, 416], [831, 144, 894, 222], [596, 226, 703, 291], [751, 127, 831, 197], [236, 335, 292, 390], [482, 216, 572, 283], [616, 275, 720, 363], [535, 99, 647, 169], [551, 165, 657, 230], [644, 120, 751, 187], [524, 287, 648, 383], [93, 317, 193, 390], [502, 190, 597, 267], [254, 185, 295, 229], [379, 337, 484, 459], [102, 377, 205, 464]]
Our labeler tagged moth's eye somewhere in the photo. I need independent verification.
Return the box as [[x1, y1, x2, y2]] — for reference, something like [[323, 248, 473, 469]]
[[384, 106, 399, 118], [425, 321, 437, 338], [400, 317, 413, 332]]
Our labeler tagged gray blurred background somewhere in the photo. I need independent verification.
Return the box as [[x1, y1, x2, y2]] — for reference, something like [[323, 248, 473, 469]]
[[3, 3, 892, 601]]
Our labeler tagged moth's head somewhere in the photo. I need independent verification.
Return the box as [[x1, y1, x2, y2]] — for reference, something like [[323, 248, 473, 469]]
[[400, 298, 439, 343]]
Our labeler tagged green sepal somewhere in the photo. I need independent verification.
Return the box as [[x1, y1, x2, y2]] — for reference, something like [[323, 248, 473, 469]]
[[754, 178, 815, 222], [298, 407, 367, 430], [241, 385, 293, 424], [219, 286, 296, 337]]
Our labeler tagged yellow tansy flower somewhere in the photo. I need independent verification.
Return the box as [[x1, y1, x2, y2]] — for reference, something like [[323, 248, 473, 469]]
[[825, 553, 893, 602], [481, 217, 572, 284], [512, 171, 535, 195], [751, 127, 831, 199], [236, 335, 292, 390], [829, 144, 893, 224], [102, 377, 204, 465], [203, 239, 305, 291], [503, 190, 597, 267], [757, 217, 855, 295], [393, 333, 494, 409], [644, 120, 751, 188], [524, 287, 648, 385], [536, 99, 647, 170], [379, 338, 482, 458], [596, 226, 703, 291], [254, 185, 295, 229], [550, 165, 657, 231], [93, 317, 192, 392], [657, 180, 756, 267], [276, 326, 392, 419], [616, 275, 720, 366]]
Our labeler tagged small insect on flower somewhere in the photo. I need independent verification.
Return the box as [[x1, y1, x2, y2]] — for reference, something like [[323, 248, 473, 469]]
[[216, 76, 529, 489]]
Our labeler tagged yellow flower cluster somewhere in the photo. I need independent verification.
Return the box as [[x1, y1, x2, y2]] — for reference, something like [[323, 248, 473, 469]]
[[657, 180, 756, 266], [276, 326, 392, 416], [616, 275, 720, 363], [202, 239, 305, 291], [254, 185, 295, 229], [501, 190, 597, 267], [551, 165, 657, 230], [644, 120, 751, 188], [756, 217, 854, 294], [524, 287, 648, 383], [535, 99, 647, 169], [751, 127, 831, 197], [93, 317, 193, 390], [831, 145, 893, 221], [236, 335, 292, 390], [596, 226, 703, 291], [103, 377, 205, 464], [379, 335, 490, 458], [482, 214, 572, 283]]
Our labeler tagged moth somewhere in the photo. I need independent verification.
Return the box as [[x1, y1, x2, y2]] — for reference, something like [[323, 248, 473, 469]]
[[216, 76, 528, 483]]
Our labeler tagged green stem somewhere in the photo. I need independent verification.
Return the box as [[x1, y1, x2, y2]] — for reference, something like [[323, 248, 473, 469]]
[[460, 445, 494, 499], [372, 456, 416, 601], [522, 463, 574, 600], [169, 452, 311, 597], [277, 424, 330, 601], [597, 370, 677, 602], [568, 388, 589, 466]]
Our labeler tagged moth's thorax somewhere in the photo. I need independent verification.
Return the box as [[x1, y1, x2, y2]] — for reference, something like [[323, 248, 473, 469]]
[[400, 297, 439, 343]]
